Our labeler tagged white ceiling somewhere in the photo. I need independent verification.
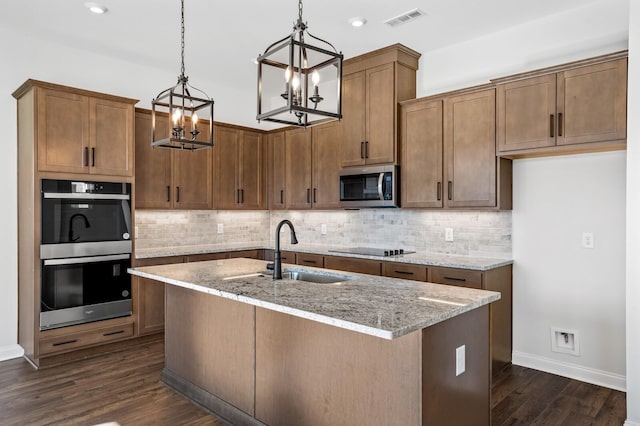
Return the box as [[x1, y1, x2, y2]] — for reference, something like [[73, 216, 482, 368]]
[[2, 0, 613, 125]]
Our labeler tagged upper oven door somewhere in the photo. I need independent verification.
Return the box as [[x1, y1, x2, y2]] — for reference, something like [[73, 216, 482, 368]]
[[41, 179, 132, 257]]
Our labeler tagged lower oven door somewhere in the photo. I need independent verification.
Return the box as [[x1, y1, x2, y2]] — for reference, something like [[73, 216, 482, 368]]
[[40, 254, 132, 330]]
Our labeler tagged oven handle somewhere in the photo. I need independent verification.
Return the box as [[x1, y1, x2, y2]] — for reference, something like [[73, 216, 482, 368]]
[[44, 254, 130, 266], [43, 192, 130, 200]]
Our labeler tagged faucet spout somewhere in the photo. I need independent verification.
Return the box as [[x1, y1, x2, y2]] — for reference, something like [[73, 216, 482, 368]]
[[273, 219, 298, 280]]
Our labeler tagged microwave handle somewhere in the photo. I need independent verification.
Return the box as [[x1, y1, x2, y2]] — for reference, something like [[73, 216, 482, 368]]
[[44, 254, 130, 266], [378, 173, 385, 200]]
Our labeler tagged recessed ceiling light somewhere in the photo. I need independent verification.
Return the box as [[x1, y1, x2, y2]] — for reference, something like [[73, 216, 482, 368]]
[[348, 17, 367, 28], [84, 2, 108, 14]]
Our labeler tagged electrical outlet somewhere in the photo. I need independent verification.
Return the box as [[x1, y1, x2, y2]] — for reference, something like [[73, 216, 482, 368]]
[[321, 224, 327, 235], [445, 227, 454, 242], [551, 327, 580, 356], [582, 232, 594, 249], [456, 345, 465, 376], [135, 226, 139, 238], [217, 223, 224, 234]]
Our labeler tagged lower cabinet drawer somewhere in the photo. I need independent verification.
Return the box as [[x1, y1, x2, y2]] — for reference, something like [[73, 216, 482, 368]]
[[325, 256, 382, 276], [382, 262, 427, 281], [296, 253, 325, 268], [428, 267, 483, 289], [39, 322, 134, 356]]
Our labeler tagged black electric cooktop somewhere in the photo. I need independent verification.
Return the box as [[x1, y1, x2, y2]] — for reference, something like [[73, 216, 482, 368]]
[[329, 247, 415, 257]]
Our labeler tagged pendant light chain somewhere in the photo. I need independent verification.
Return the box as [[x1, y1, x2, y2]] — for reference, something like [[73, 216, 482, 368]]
[[180, 0, 186, 79]]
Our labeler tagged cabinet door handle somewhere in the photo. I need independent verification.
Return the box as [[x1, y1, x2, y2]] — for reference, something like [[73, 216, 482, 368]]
[[83, 147, 89, 167], [365, 141, 369, 159], [550, 114, 555, 138], [313, 188, 317, 203], [91, 147, 95, 167], [558, 113, 563, 137], [176, 186, 180, 203], [236, 189, 240, 204], [395, 270, 414, 275], [241, 189, 244, 204], [360, 141, 365, 159], [52, 339, 78, 347], [448, 181, 453, 201], [103, 329, 125, 337], [280, 189, 284, 204], [437, 182, 442, 201], [443, 276, 466, 282], [306, 188, 311, 204], [166, 185, 171, 202]]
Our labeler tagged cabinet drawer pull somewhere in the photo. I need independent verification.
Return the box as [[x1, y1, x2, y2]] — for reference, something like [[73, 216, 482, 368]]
[[448, 181, 453, 201], [52, 339, 78, 347], [176, 186, 180, 203], [91, 147, 95, 167], [443, 276, 466, 282], [103, 330, 125, 337], [437, 182, 441, 201], [166, 185, 171, 202], [395, 270, 414, 275], [360, 141, 365, 159], [280, 189, 284, 204], [83, 147, 89, 167], [303, 259, 317, 264], [550, 114, 555, 138], [558, 112, 563, 137]]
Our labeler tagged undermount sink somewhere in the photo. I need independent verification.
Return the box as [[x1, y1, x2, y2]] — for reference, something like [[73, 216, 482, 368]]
[[282, 271, 351, 284]]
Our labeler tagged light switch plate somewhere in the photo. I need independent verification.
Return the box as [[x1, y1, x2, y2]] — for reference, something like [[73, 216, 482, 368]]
[[456, 345, 465, 376]]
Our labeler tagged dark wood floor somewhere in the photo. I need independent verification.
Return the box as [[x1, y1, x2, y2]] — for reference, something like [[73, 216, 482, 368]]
[[0, 336, 627, 425]]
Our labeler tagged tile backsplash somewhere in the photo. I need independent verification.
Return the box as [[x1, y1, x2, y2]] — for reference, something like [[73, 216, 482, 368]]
[[136, 209, 512, 258]]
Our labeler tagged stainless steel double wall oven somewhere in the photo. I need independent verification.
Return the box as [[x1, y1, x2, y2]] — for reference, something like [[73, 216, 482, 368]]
[[40, 179, 132, 330]]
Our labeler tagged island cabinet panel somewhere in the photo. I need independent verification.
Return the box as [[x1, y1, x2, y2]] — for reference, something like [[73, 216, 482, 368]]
[[496, 54, 627, 157], [382, 262, 428, 281], [165, 285, 256, 417], [422, 305, 490, 426], [324, 255, 381, 275], [255, 308, 422, 426]]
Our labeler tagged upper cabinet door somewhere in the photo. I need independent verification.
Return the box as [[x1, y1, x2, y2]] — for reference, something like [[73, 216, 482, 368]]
[[285, 127, 312, 210], [173, 123, 213, 210], [134, 111, 172, 209], [37, 88, 89, 173], [340, 71, 367, 167], [312, 121, 341, 209], [557, 58, 627, 146], [444, 89, 496, 208], [214, 126, 240, 210], [496, 74, 556, 152], [400, 99, 443, 208], [267, 131, 286, 210], [365, 62, 396, 165], [89, 97, 134, 177], [239, 130, 265, 210]]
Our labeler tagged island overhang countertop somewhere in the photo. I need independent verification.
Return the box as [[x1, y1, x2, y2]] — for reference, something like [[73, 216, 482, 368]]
[[128, 257, 500, 340]]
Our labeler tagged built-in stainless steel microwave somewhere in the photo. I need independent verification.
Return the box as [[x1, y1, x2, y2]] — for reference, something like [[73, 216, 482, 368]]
[[339, 165, 398, 208]]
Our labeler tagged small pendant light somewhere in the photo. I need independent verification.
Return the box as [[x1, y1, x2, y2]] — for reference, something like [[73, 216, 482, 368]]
[[256, 0, 343, 127], [151, 0, 214, 150]]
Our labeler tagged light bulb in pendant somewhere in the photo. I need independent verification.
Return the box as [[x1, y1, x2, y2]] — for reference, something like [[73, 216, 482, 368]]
[[291, 74, 300, 90], [192, 111, 198, 128], [312, 70, 320, 87], [284, 66, 292, 83], [172, 109, 182, 126]]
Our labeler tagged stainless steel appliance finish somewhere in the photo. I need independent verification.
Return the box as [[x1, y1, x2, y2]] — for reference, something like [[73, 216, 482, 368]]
[[339, 165, 398, 208], [39, 179, 133, 330], [329, 247, 415, 257]]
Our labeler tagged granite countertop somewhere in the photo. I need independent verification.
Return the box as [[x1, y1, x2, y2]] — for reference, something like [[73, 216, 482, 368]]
[[134, 242, 512, 271], [128, 257, 500, 340]]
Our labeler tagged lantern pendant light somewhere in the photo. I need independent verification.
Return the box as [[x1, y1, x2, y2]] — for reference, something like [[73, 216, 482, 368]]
[[256, 0, 343, 127], [151, 0, 214, 150]]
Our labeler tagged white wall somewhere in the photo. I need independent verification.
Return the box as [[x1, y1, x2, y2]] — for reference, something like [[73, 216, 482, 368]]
[[512, 152, 626, 389], [626, 1, 640, 423]]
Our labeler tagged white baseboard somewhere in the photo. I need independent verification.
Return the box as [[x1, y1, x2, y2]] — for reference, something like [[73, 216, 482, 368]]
[[0, 344, 24, 362], [512, 351, 626, 392]]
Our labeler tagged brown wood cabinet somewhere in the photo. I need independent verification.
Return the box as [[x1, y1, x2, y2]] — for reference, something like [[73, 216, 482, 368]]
[[296, 252, 325, 268], [135, 109, 213, 209], [267, 130, 286, 210], [284, 127, 313, 209], [311, 121, 341, 209], [340, 45, 420, 168], [401, 87, 511, 209], [18, 80, 136, 177], [214, 125, 266, 210], [324, 255, 381, 275], [496, 54, 627, 156], [382, 262, 427, 281]]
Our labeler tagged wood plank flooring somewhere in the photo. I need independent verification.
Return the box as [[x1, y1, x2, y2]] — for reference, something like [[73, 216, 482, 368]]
[[0, 336, 627, 425]]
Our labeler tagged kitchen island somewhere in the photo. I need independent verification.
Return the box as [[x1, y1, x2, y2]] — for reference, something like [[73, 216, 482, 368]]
[[129, 257, 500, 425]]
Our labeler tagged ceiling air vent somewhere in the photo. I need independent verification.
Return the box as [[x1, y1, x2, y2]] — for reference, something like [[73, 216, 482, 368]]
[[384, 8, 426, 27]]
